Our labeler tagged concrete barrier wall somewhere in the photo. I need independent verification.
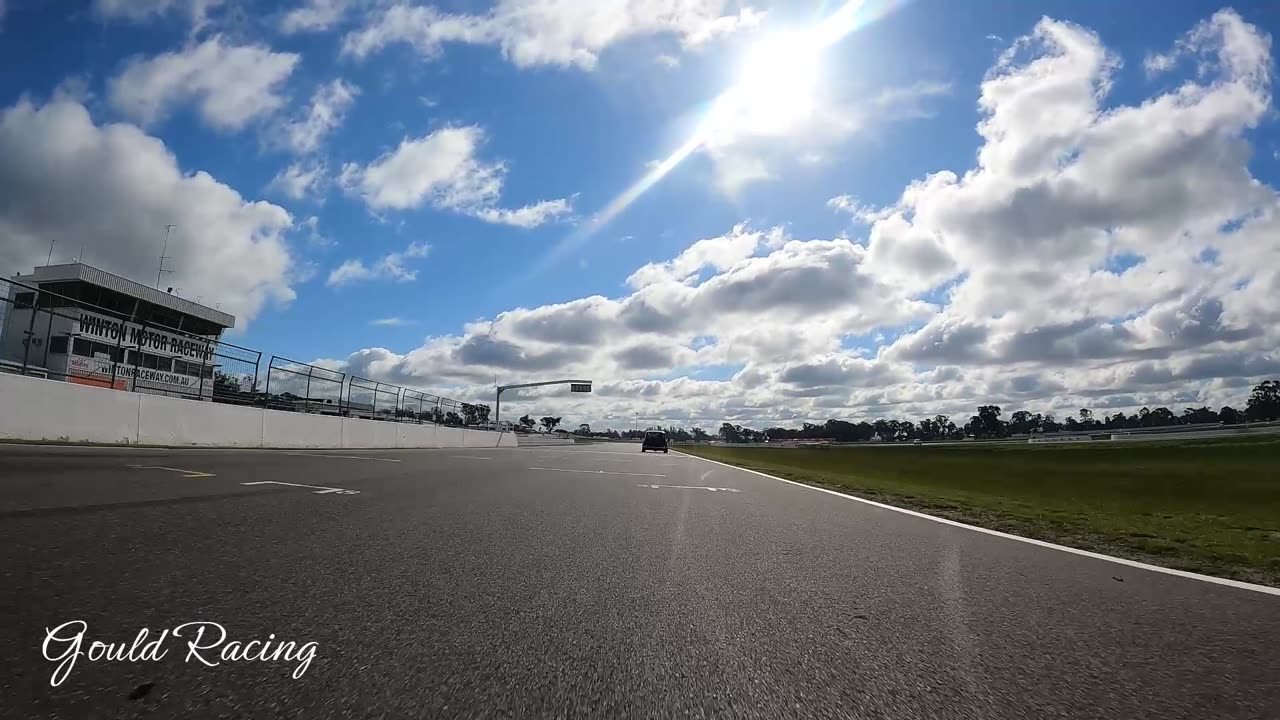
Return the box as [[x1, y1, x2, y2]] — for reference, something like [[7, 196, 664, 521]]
[[436, 426, 465, 447], [397, 422, 438, 448], [138, 393, 264, 447], [263, 410, 343, 448], [0, 373, 516, 449], [340, 416, 398, 449], [0, 373, 140, 444]]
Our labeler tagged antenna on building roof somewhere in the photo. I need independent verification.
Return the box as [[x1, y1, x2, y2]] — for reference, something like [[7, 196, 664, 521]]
[[156, 224, 176, 289]]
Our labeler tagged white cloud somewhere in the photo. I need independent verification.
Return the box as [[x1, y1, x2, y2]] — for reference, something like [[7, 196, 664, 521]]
[[826, 195, 882, 224], [0, 97, 295, 326], [342, 0, 761, 69], [280, 0, 352, 34], [276, 79, 359, 155], [269, 161, 327, 200], [339, 126, 500, 210], [93, 0, 224, 29], [472, 198, 574, 228], [298, 215, 335, 249], [371, 316, 414, 327], [626, 222, 771, 289], [109, 36, 300, 131], [313, 10, 1280, 430], [326, 241, 430, 287], [339, 126, 571, 226], [656, 54, 681, 69], [869, 81, 951, 118], [702, 78, 950, 195]]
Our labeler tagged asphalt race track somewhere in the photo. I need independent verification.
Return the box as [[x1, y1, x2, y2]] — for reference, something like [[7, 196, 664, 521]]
[[2, 443, 1277, 719]]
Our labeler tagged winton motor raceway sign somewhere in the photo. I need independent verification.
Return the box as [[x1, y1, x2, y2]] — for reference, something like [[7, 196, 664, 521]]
[[70, 312, 215, 392]]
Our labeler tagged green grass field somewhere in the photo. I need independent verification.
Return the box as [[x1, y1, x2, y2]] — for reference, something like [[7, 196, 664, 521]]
[[678, 436, 1280, 585]]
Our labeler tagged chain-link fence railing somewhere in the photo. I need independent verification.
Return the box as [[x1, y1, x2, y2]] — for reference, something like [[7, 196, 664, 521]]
[[343, 375, 401, 421], [262, 356, 345, 415]]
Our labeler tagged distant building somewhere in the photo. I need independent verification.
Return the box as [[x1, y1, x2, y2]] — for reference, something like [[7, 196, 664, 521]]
[[1, 263, 235, 400]]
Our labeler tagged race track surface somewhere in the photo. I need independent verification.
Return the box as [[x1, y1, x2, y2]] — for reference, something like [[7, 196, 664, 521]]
[[2, 443, 1277, 719]]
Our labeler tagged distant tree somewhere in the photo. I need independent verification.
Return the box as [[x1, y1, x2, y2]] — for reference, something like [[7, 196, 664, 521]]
[[1245, 380, 1280, 422], [896, 420, 916, 441], [1181, 406, 1219, 425], [691, 427, 711, 442], [1078, 408, 1093, 427], [461, 403, 479, 425], [918, 418, 937, 441], [213, 370, 241, 396], [933, 415, 956, 439], [519, 414, 535, 430], [719, 423, 744, 443], [540, 416, 562, 432], [1219, 406, 1242, 424], [443, 411, 463, 426], [971, 405, 1005, 438], [476, 404, 491, 424], [1009, 410, 1033, 435], [1149, 407, 1178, 426]]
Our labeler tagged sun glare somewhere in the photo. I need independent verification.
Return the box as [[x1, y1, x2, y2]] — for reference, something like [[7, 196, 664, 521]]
[[718, 31, 824, 139], [526, 0, 912, 282]]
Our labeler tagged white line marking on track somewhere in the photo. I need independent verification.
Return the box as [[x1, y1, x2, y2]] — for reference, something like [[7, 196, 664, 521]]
[[282, 453, 401, 462], [127, 465, 215, 478], [675, 451, 1280, 596], [639, 484, 740, 492], [528, 467, 666, 478], [241, 481, 360, 495], [698, 469, 715, 483], [451, 455, 494, 460]]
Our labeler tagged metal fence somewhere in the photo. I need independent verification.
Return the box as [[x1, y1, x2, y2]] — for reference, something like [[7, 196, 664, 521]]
[[0, 275, 486, 426]]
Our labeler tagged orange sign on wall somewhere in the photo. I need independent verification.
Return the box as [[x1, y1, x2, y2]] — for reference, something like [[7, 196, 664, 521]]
[[69, 374, 128, 391]]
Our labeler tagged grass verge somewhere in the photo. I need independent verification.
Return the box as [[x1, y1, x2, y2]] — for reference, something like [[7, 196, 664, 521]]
[[678, 435, 1280, 587]]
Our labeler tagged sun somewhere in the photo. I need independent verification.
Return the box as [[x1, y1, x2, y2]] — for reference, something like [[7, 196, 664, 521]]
[[704, 30, 825, 144]]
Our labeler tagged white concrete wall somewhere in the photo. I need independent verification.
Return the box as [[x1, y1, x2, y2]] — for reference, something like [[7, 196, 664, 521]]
[[341, 417, 399, 448], [138, 393, 263, 447], [0, 373, 515, 448], [397, 423, 438, 448], [0, 372, 139, 444], [436, 426, 464, 447]]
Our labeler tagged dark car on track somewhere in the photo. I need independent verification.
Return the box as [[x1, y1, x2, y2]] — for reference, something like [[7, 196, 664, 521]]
[[641, 430, 669, 453]]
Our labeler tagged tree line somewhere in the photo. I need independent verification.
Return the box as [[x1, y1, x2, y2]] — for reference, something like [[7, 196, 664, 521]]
[[683, 379, 1280, 444]]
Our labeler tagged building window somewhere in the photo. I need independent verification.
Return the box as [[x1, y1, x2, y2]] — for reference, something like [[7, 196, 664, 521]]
[[154, 356, 172, 372], [126, 350, 139, 366], [49, 336, 69, 354], [14, 292, 34, 308], [72, 338, 93, 357], [142, 353, 158, 369]]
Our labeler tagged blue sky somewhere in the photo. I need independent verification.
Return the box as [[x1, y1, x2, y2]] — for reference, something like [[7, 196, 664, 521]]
[[2, 0, 1279, 428]]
